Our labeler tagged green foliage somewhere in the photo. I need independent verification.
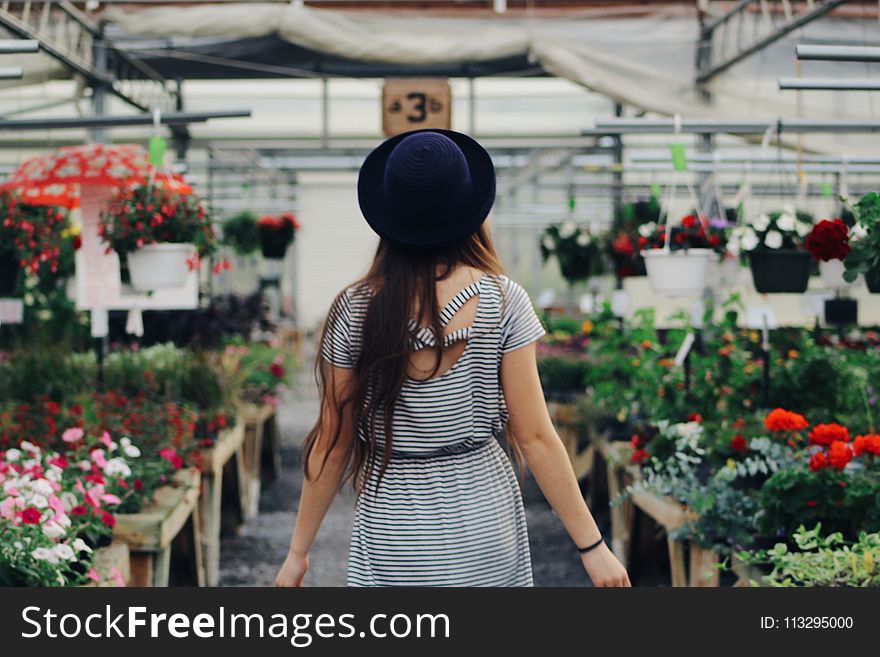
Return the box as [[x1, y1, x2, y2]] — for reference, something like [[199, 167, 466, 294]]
[[539, 222, 603, 283], [221, 212, 260, 256], [844, 192, 880, 283]]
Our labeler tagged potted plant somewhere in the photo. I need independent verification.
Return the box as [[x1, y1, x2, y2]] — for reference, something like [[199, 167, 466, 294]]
[[258, 212, 300, 260], [735, 208, 813, 293], [844, 192, 880, 293], [806, 218, 852, 289], [99, 184, 216, 291], [604, 197, 661, 280], [640, 214, 720, 297], [221, 211, 260, 256], [540, 222, 602, 284]]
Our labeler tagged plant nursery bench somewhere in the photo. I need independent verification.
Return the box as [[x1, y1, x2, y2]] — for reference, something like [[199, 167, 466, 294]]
[[195, 420, 247, 586], [113, 468, 203, 587], [238, 402, 278, 520]]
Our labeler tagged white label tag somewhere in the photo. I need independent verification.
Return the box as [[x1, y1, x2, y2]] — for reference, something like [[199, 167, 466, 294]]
[[674, 331, 696, 367], [0, 299, 24, 325], [536, 288, 556, 309], [745, 306, 777, 330], [579, 294, 593, 314]]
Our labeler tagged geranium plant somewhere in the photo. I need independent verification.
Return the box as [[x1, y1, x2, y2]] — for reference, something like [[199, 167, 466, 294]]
[[539, 221, 603, 283], [99, 184, 217, 259], [258, 212, 300, 259], [806, 219, 850, 262], [639, 214, 726, 253], [0, 192, 72, 278]]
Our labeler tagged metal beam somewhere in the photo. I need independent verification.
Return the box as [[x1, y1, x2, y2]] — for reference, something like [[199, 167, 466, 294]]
[[697, 0, 846, 84], [779, 78, 880, 91], [796, 44, 880, 61], [590, 118, 880, 135], [0, 67, 23, 80], [0, 110, 252, 132]]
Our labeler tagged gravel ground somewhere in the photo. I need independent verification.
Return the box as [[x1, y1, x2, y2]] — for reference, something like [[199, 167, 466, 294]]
[[219, 339, 593, 587]]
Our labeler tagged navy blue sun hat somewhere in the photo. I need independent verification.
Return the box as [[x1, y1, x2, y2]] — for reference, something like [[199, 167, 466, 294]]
[[357, 129, 496, 250]]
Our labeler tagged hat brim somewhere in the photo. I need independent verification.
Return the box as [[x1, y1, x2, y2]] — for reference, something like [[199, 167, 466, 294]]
[[358, 129, 496, 250]]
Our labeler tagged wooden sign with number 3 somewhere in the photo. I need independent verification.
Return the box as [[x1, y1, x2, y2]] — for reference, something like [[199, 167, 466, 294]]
[[382, 78, 452, 137]]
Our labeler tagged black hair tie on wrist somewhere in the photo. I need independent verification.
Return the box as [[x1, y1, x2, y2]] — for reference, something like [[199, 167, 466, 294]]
[[577, 537, 604, 554]]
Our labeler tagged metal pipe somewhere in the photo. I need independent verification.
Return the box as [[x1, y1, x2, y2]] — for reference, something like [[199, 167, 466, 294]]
[[0, 67, 22, 80], [590, 118, 880, 134], [0, 110, 252, 131], [779, 78, 880, 91], [0, 39, 38, 54], [796, 44, 880, 62]]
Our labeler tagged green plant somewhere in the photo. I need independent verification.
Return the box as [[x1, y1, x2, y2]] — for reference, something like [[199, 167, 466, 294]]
[[222, 212, 259, 256], [539, 222, 603, 283], [736, 524, 880, 587], [844, 192, 880, 283]]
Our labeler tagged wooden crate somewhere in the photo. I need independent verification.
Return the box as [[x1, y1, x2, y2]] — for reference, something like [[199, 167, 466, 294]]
[[79, 543, 131, 587], [237, 403, 277, 520], [195, 420, 247, 586], [547, 401, 595, 482], [114, 468, 202, 587]]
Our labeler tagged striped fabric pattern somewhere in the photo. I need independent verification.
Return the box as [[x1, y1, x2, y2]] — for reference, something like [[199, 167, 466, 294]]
[[321, 273, 546, 586]]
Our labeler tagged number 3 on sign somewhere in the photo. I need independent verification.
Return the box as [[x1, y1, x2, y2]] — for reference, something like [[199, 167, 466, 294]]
[[383, 78, 452, 137]]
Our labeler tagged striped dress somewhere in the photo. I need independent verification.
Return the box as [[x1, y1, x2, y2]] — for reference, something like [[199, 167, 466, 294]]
[[321, 272, 546, 586]]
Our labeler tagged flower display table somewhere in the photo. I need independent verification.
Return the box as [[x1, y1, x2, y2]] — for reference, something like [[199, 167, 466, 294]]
[[114, 468, 202, 587], [595, 436, 636, 568], [547, 401, 595, 482], [238, 402, 278, 520], [195, 420, 247, 586], [78, 543, 131, 588]]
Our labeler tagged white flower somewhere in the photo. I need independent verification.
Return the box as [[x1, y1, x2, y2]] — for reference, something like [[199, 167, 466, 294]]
[[5, 449, 21, 462], [851, 223, 867, 239], [120, 437, 132, 448], [795, 220, 812, 237], [103, 458, 132, 479], [32, 547, 59, 564], [21, 459, 40, 471], [73, 538, 92, 554], [53, 544, 75, 561], [776, 212, 796, 232], [30, 494, 49, 509], [638, 222, 657, 238], [541, 235, 555, 251], [45, 469, 61, 483], [60, 492, 77, 511], [753, 214, 771, 231], [122, 444, 141, 459], [43, 521, 66, 540], [53, 513, 71, 528], [558, 221, 577, 238], [30, 479, 54, 498], [13, 541, 22, 550], [576, 232, 592, 247], [20, 441, 39, 454], [77, 460, 91, 471], [764, 230, 784, 249], [740, 227, 760, 251]]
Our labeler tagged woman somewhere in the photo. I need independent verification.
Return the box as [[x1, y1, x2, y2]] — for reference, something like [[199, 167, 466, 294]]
[[276, 129, 629, 587]]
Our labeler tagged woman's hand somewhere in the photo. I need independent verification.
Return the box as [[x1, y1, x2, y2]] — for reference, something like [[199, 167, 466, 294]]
[[275, 551, 309, 587], [581, 543, 631, 587]]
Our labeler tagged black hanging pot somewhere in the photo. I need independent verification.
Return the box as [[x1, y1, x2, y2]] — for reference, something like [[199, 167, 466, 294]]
[[0, 250, 21, 297], [866, 265, 880, 294], [259, 238, 289, 260], [824, 298, 858, 326], [748, 250, 812, 294], [558, 255, 593, 283]]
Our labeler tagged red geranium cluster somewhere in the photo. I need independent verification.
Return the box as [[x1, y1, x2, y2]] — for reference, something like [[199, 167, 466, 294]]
[[809, 423, 850, 447], [0, 191, 75, 276], [853, 434, 880, 457], [764, 408, 809, 432], [805, 218, 850, 262]]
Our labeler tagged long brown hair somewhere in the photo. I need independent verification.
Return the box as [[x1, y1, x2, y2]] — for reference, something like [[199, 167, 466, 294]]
[[303, 223, 504, 489]]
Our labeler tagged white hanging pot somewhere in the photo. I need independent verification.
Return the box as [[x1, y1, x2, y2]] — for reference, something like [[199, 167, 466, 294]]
[[641, 248, 714, 297], [818, 259, 854, 290], [127, 243, 195, 291]]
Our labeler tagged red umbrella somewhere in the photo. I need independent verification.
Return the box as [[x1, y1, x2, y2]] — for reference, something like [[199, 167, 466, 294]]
[[0, 143, 192, 208]]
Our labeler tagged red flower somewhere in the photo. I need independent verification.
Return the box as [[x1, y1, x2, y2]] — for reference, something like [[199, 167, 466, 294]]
[[20, 506, 42, 524], [630, 448, 650, 465], [809, 423, 850, 447], [687, 412, 702, 423], [807, 500, 818, 508], [270, 363, 285, 379], [828, 441, 854, 470], [730, 434, 748, 452], [805, 219, 850, 262], [159, 447, 184, 470], [133, 479, 144, 491], [733, 418, 746, 429], [100, 511, 116, 528], [853, 434, 880, 457], [612, 232, 634, 256], [809, 451, 828, 471], [764, 408, 809, 432], [681, 214, 697, 229], [70, 505, 88, 517]]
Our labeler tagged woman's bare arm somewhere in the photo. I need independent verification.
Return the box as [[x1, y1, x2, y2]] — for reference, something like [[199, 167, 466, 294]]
[[501, 342, 630, 587], [276, 365, 355, 586]]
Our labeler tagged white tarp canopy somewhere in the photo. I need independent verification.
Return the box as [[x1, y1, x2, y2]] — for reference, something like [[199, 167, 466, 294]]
[[95, 3, 880, 155]]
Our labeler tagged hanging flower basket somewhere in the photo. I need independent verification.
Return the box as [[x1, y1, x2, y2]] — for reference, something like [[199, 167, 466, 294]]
[[748, 250, 812, 294], [258, 212, 300, 260], [642, 248, 714, 297], [127, 243, 196, 292], [0, 249, 20, 297]]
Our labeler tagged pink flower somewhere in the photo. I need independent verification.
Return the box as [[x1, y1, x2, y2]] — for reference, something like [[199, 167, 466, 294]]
[[110, 567, 125, 587], [90, 449, 107, 468], [62, 428, 84, 443], [99, 432, 113, 448], [101, 493, 122, 505], [87, 569, 101, 583], [48, 494, 66, 517]]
